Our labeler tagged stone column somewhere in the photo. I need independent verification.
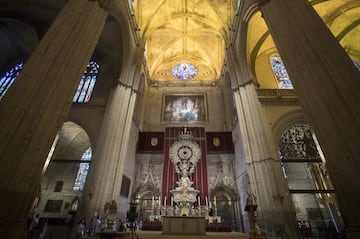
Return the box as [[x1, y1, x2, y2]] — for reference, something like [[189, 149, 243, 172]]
[[260, 0, 360, 237], [233, 83, 299, 238], [79, 45, 144, 220], [0, 0, 107, 238], [78, 84, 136, 219]]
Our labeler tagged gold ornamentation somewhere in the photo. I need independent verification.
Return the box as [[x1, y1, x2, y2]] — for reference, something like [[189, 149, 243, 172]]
[[213, 137, 220, 147], [150, 137, 158, 146]]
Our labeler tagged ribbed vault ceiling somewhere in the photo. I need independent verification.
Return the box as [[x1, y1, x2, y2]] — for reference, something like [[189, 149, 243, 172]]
[[132, 0, 359, 86], [131, 0, 236, 85], [247, 0, 360, 76]]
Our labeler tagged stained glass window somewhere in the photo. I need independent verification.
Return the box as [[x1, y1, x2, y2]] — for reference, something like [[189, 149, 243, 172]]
[[73, 147, 92, 191], [172, 63, 197, 80], [270, 56, 293, 89], [73, 61, 99, 103], [0, 63, 24, 100]]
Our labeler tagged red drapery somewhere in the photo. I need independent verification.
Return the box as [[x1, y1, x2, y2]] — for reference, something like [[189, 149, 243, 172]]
[[161, 127, 208, 206]]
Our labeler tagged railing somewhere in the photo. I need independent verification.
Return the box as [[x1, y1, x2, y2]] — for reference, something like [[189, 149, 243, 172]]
[[257, 219, 290, 239], [256, 219, 347, 239]]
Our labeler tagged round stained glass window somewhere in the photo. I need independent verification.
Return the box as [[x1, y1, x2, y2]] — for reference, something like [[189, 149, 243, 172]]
[[172, 63, 197, 80]]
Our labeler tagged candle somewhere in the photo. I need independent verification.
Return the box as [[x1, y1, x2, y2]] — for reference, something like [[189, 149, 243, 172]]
[[159, 197, 161, 207], [171, 196, 174, 207], [205, 196, 208, 207], [164, 196, 167, 206], [198, 196, 200, 206]]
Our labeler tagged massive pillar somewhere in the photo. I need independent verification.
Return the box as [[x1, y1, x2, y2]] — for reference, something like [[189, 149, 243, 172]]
[[79, 84, 137, 220], [0, 0, 107, 238], [259, 0, 360, 237], [79, 42, 144, 219], [233, 83, 299, 238], [226, 44, 298, 237]]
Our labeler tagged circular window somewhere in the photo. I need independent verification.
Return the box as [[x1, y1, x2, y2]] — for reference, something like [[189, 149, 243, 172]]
[[172, 63, 197, 80]]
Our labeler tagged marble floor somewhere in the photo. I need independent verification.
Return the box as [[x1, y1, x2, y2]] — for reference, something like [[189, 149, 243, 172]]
[[134, 231, 250, 239]]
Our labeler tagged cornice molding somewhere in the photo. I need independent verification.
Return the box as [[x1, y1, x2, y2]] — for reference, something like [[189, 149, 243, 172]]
[[256, 89, 299, 105], [231, 79, 254, 92]]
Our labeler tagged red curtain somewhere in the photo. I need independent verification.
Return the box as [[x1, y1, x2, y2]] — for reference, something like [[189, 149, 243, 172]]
[[161, 127, 208, 206]]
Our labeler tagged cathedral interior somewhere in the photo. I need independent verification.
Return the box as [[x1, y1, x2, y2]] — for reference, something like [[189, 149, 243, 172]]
[[0, 0, 359, 239]]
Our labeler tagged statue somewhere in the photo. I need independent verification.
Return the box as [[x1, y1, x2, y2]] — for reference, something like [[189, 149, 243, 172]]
[[250, 224, 267, 239], [104, 200, 117, 230], [245, 194, 266, 239], [181, 177, 189, 195]]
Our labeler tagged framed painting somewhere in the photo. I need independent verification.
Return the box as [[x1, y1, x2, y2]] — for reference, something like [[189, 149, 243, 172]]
[[162, 94, 207, 122]]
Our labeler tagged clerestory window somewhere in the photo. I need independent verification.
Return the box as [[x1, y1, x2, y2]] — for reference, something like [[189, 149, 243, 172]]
[[73, 61, 99, 103], [270, 56, 293, 89]]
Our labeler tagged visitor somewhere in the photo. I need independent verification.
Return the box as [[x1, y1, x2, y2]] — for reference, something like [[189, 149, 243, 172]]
[[76, 218, 86, 238], [28, 213, 40, 239], [138, 220, 143, 230], [118, 219, 125, 232]]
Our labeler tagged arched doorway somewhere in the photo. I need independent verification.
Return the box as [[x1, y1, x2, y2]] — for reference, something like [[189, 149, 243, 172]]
[[210, 186, 240, 231], [31, 121, 92, 231], [133, 184, 160, 223]]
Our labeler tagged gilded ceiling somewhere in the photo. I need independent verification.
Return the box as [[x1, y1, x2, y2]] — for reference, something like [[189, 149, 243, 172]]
[[247, 0, 360, 83], [131, 0, 359, 87], [131, 0, 237, 85]]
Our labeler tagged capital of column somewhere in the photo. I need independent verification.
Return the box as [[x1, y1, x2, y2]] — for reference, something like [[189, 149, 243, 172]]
[[118, 80, 134, 90], [232, 80, 255, 92], [117, 80, 141, 95]]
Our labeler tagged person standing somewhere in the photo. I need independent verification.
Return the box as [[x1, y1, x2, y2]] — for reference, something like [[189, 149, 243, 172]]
[[28, 214, 40, 239], [76, 218, 86, 238]]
